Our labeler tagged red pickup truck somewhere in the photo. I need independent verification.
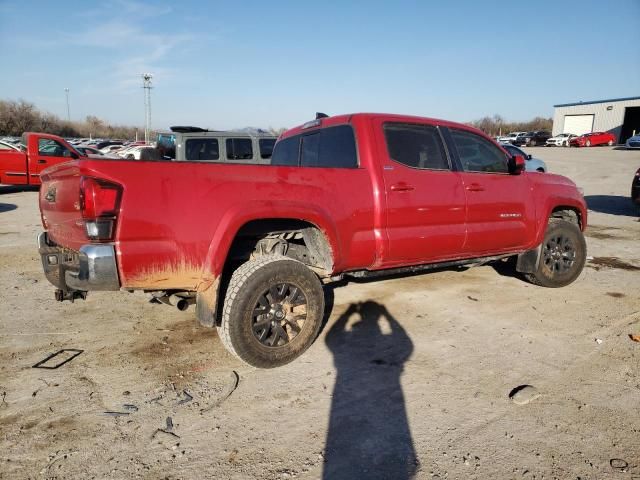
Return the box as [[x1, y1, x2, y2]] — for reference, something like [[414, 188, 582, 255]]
[[0, 132, 83, 186], [37, 113, 587, 368]]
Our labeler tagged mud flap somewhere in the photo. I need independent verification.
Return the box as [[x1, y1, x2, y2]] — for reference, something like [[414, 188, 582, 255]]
[[516, 245, 542, 274]]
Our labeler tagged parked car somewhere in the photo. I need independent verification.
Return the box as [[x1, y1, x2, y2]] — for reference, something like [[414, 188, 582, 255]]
[[569, 132, 616, 147], [76, 146, 104, 156], [632, 167, 640, 205], [546, 133, 577, 147], [501, 144, 547, 172], [0, 140, 25, 152], [497, 132, 526, 144], [512, 131, 552, 147], [95, 140, 123, 150], [0, 132, 84, 186], [100, 145, 124, 154], [37, 112, 587, 368], [625, 133, 640, 149], [155, 126, 277, 163]]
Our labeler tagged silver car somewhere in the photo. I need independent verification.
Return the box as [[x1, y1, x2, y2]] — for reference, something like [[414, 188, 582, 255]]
[[625, 134, 640, 149], [501, 143, 548, 172]]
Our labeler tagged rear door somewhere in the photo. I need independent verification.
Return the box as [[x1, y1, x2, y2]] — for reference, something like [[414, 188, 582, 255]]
[[446, 127, 534, 255], [376, 121, 467, 264]]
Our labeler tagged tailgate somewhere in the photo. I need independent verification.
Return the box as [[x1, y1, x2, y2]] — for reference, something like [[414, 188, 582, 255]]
[[39, 162, 87, 251]]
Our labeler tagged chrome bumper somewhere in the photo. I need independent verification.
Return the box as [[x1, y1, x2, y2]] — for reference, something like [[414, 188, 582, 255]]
[[38, 232, 120, 292]]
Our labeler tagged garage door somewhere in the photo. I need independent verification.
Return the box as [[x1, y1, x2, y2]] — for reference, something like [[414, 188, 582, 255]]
[[563, 115, 594, 135]]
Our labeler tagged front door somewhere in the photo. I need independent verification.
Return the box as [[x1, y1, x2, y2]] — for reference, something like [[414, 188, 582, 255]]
[[34, 138, 76, 184], [447, 128, 534, 255], [377, 121, 467, 265]]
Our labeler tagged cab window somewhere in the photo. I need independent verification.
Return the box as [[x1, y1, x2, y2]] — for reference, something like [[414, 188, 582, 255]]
[[383, 123, 449, 170], [38, 138, 72, 157], [450, 129, 508, 173]]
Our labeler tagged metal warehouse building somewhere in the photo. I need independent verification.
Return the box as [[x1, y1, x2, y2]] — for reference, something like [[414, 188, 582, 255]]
[[552, 96, 640, 144]]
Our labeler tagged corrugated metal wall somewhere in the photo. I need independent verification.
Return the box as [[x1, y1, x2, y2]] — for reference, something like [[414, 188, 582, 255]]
[[552, 98, 640, 141]]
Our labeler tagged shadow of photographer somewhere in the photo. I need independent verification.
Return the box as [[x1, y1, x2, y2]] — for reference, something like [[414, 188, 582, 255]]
[[323, 300, 418, 479]]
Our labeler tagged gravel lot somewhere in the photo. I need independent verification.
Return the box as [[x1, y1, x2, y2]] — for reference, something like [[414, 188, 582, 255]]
[[1, 146, 639, 479]]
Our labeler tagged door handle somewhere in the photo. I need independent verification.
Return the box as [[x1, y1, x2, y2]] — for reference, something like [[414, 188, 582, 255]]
[[390, 183, 415, 192], [465, 183, 484, 192], [38, 159, 47, 164]]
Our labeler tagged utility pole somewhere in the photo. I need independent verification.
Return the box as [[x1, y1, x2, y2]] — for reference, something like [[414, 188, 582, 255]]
[[64, 88, 70, 122], [142, 73, 153, 144]]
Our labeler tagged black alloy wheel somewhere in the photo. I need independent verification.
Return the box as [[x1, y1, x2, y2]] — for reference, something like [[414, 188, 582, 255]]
[[252, 283, 307, 347]]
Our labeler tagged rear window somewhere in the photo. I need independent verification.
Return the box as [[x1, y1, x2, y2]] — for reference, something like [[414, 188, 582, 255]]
[[259, 138, 276, 159], [271, 125, 358, 168], [226, 138, 253, 160], [185, 138, 219, 160]]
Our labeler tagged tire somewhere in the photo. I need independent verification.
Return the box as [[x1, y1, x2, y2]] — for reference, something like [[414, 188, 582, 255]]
[[585, 140, 591, 147], [524, 218, 586, 288], [218, 254, 324, 368], [536, 168, 545, 172], [607, 140, 614, 146]]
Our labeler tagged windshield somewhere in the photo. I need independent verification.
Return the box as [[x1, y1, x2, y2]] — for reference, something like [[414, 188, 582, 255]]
[[156, 133, 176, 159]]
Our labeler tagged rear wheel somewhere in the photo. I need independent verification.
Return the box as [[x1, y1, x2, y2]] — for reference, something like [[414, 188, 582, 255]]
[[218, 255, 324, 368], [524, 219, 586, 288], [607, 139, 614, 146], [586, 140, 591, 147]]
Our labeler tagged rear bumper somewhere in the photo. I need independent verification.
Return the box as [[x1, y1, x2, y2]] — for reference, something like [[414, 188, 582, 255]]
[[38, 232, 120, 292]]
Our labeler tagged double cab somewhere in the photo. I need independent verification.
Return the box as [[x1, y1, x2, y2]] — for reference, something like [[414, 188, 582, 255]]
[[37, 113, 588, 368]]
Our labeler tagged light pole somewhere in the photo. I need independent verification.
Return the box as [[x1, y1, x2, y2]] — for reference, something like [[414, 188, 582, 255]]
[[142, 73, 153, 144], [64, 88, 70, 122]]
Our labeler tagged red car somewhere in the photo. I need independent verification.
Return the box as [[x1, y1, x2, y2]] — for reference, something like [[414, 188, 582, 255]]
[[37, 113, 587, 368], [569, 132, 616, 147]]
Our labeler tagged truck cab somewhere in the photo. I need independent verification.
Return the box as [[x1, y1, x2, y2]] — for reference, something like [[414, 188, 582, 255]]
[[0, 132, 83, 186]]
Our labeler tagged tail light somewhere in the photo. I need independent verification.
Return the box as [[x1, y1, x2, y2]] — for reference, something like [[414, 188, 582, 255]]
[[79, 176, 122, 241]]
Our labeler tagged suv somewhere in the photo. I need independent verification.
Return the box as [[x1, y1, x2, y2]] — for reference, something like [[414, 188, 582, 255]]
[[156, 126, 276, 163], [513, 131, 552, 147]]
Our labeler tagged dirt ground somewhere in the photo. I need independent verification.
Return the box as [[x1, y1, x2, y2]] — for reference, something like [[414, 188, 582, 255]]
[[1, 146, 639, 480]]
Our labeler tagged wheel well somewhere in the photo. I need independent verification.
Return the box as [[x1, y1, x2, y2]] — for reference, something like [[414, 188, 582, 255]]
[[226, 219, 333, 277], [550, 207, 581, 228]]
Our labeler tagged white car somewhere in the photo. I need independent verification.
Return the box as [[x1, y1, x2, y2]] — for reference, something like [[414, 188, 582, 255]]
[[625, 134, 640, 149], [497, 132, 526, 144], [546, 133, 577, 147]]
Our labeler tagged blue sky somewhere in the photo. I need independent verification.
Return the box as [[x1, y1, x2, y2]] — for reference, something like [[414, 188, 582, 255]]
[[1, 0, 638, 130]]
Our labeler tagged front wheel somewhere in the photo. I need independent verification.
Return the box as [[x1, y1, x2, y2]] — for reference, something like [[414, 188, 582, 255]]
[[218, 255, 325, 368], [607, 139, 614, 146], [524, 219, 586, 288], [585, 140, 591, 147]]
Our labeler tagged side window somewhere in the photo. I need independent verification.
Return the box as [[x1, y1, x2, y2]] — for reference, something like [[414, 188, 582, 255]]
[[270, 136, 300, 166], [38, 138, 71, 157], [450, 129, 508, 174], [259, 138, 276, 159], [315, 125, 357, 168], [185, 138, 219, 161], [383, 123, 449, 170], [226, 138, 253, 160], [300, 125, 358, 168]]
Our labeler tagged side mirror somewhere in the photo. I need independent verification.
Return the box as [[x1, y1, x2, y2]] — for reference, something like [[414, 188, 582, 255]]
[[527, 154, 532, 160], [509, 155, 526, 174]]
